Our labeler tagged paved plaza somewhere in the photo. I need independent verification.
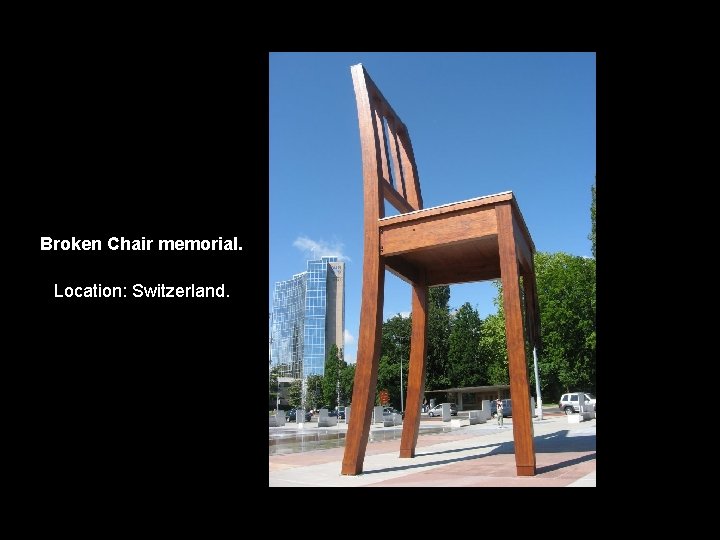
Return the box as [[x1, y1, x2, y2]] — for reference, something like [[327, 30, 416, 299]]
[[269, 413, 596, 487]]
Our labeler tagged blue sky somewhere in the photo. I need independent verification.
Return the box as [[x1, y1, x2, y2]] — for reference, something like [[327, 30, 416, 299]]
[[270, 52, 595, 365]]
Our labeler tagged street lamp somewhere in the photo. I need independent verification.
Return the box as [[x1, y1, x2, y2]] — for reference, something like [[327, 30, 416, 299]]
[[400, 356, 404, 413], [533, 346, 543, 420], [276, 377, 280, 411]]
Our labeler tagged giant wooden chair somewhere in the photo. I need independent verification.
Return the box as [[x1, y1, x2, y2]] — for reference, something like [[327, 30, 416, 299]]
[[341, 64, 541, 477]]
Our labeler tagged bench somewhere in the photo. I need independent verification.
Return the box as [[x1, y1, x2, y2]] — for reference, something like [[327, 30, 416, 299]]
[[468, 410, 486, 425], [269, 412, 286, 427], [318, 408, 338, 427], [373, 406, 385, 426], [383, 413, 403, 427]]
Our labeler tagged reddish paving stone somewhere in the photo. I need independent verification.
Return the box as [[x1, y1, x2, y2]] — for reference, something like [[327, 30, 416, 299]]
[[365, 450, 595, 487]]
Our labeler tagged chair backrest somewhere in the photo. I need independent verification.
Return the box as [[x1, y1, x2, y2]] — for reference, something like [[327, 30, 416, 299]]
[[350, 64, 423, 217]]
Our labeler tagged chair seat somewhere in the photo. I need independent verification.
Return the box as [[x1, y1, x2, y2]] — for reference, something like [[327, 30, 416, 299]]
[[379, 191, 534, 286]]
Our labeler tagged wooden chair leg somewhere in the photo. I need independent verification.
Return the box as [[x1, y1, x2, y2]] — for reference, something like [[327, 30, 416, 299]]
[[341, 254, 385, 476], [400, 278, 428, 458], [497, 202, 537, 477]]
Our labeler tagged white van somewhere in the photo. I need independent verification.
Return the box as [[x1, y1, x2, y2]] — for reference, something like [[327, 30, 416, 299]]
[[558, 392, 596, 414]]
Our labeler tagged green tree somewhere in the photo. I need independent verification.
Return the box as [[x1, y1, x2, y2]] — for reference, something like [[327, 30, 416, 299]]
[[376, 286, 451, 395], [287, 379, 303, 409], [589, 181, 596, 258], [268, 365, 280, 409], [377, 313, 411, 407], [425, 285, 452, 391], [339, 362, 355, 406], [381, 314, 412, 366], [373, 353, 409, 409], [479, 290, 509, 385], [533, 251, 596, 397], [447, 302, 484, 387], [306, 374, 324, 411], [375, 354, 400, 407], [322, 344, 345, 408], [483, 253, 596, 400]]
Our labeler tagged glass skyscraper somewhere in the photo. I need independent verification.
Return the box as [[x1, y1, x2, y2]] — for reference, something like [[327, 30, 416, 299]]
[[271, 256, 345, 379]]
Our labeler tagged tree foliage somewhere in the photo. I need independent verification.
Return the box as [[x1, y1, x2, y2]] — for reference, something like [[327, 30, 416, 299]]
[[425, 285, 452, 390], [305, 374, 324, 410], [478, 286, 509, 385], [374, 353, 409, 409], [322, 344, 345, 408], [375, 286, 452, 398], [339, 363, 355, 406], [447, 302, 484, 387], [269, 365, 280, 408], [479, 311, 509, 385], [381, 314, 412, 366], [589, 181, 596, 258], [287, 379, 303, 409], [376, 314, 411, 408], [533, 251, 596, 397], [485, 253, 596, 400]]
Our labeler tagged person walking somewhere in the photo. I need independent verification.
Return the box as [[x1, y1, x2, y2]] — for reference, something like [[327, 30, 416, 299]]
[[496, 398, 504, 428]]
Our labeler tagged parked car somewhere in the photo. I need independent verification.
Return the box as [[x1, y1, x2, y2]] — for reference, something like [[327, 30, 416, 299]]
[[428, 404, 457, 417], [490, 399, 513, 418], [336, 407, 346, 420], [558, 392, 596, 414], [285, 409, 312, 422]]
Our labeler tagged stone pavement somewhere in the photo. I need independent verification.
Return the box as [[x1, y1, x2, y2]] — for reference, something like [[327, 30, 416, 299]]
[[269, 414, 596, 487]]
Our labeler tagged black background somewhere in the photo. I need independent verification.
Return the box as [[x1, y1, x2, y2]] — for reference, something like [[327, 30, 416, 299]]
[[33, 39, 268, 493]]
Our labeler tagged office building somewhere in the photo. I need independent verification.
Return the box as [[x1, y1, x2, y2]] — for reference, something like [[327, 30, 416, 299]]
[[271, 256, 345, 379]]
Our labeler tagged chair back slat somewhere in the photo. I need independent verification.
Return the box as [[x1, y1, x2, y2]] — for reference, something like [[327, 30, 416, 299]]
[[351, 64, 423, 214]]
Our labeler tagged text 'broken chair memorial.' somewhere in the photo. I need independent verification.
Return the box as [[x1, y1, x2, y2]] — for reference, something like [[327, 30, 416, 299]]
[[342, 64, 541, 477]]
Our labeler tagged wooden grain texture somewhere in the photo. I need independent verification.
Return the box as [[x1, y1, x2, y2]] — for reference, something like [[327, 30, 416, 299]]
[[385, 235, 500, 286], [400, 277, 428, 458], [342, 64, 387, 475], [513, 225, 533, 276], [373, 108, 390, 186], [496, 202, 536, 476], [510, 198, 535, 253], [345, 64, 538, 476], [382, 182, 414, 214], [379, 192, 512, 227], [341, 248, 384, 475], [384, 256, 422, 285], [385, 116, 406, 199], [396, 127, 422, 210], [363, 71, 403, 135], [426, 261, 500, 286], [380, 206, 498, 256]]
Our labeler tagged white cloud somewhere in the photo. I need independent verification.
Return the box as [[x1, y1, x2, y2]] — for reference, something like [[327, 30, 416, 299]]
[[344, 329, 356, 346], [293, 236, 351, 262]]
